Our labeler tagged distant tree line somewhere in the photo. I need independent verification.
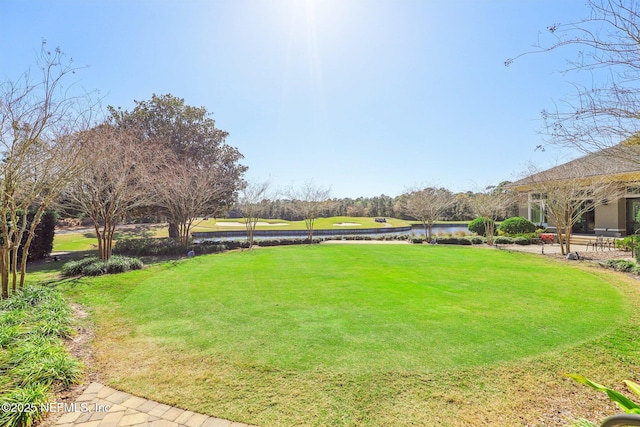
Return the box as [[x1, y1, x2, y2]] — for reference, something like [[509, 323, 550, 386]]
[[229, 192, 497, 222]]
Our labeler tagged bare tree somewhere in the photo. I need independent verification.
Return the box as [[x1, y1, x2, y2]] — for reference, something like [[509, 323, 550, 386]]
[[399, 186, 456, 240], [467, 186, 514, 246], [236, 180, 271, 248], [507, 0, 640, 162], [151, 157, 237, 246], [517, 162, 622, 255], [0, 44, 94, 297], [286, 181, 332, 242], [65, 124, 159, 260]]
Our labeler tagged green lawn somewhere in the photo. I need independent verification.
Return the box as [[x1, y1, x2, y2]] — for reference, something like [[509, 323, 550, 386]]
[[52, 217, 413, 252], [193, 216, 412, 231], [61, 244, 640, 426], [53, 225, 167, 252]]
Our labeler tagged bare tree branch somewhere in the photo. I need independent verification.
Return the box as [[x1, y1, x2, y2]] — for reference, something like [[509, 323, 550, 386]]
[[285, 181, 332, 242], [236, 180, 272, 248]]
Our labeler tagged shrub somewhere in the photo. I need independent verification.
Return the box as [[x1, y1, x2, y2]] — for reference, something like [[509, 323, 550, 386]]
[[25, 210, 57, 262], [411, 238, 424, 244], [605, 259, 636, 272], [61, 255, 144, 277], [513, 236, 531, 245], [61, 257, 100, 277], [468, 217, 493, 236], [254, 238, 320, 247], [498, 216, 537, 235], [494, 236, 514, 244], [436, 237, 472, 245], [115, 237, 229, 256], [469, 236, 486, 244], [616, 236, 634, 251], [539, 233, 555, 244], [0, 287, 82, 427]]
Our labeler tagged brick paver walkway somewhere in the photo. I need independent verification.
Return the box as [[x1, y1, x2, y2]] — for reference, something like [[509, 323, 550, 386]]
[[53, 383, 254, 427]]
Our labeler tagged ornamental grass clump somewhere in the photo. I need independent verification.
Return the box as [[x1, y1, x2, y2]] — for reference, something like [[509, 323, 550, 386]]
[[61, 255, 143, 277], [0, 287, 82, 427], [605, 259, 636, 272]]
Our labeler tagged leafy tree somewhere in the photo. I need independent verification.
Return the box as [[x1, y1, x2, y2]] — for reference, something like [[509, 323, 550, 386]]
[[109, 94, 246, 239]]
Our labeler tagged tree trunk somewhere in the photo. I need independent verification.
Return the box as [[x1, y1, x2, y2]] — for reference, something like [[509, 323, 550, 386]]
[[245, 219, 256, 248], [556, 227, 567, 256], [169, 222, 179, 238], [1, 248, 7, 299], [485, 221, 495, 245]]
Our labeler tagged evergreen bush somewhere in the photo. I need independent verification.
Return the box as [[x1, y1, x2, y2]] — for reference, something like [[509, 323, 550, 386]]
[[468, 217, 493, 236], [498, 216, 536, 235], [61, 255, 144, 277], [494, 236, 514, 244]]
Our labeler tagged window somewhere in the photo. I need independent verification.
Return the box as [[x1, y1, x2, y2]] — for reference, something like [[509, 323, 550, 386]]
[[529, 193, 546, 226]]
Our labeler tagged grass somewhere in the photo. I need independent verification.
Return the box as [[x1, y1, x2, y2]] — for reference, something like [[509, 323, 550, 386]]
[[0, 286, 83, 427], [52, 217, 412, 252], [53, 224, 167, 252], [60, 245, 640, 426], [191, 216, 412, 231]]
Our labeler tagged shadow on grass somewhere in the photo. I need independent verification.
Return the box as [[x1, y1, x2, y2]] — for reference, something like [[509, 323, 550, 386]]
[[81, 225, 158, 240]]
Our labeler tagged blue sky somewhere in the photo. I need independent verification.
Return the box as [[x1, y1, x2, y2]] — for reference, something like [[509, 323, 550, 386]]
[[1, 1, 590, 198]]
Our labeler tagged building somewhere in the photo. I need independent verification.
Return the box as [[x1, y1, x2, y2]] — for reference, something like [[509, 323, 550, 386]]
[[508, 144, 640, 237]]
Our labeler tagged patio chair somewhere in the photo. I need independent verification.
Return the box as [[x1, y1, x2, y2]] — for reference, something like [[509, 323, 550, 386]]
[[601, 413, 640, 426], [586, 235, 605, 251]]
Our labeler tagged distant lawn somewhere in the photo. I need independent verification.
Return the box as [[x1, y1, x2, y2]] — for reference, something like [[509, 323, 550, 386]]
[[53, 218, 413, 252], [62, 245, 640, 426], [191, 216, 412, 231], [53, 224, 167, 252]]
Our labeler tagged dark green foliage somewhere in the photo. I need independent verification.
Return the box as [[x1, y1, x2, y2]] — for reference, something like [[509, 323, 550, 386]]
[[411, 238, 424, 244], [114, 237, 322, 256], [114, 238, 229, 257], [25, 210, 57, 262], [436, 237, 472, 245], [513, 236, 531, 245], [498, 217, 536, 235], [61, 256, 143, 277], [254, 238, 321, 246], [494, 236, 515, 244], [61, 257, 100, 277], [469, 236, 486, 244], [605, 259, 636, 272], [1, 210, 57, 262], [0, 287, 82, 427], [468, 217, 493, 236]]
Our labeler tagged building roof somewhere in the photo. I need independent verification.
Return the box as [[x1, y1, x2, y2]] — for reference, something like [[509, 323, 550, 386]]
[[509, 144, 640, 189]]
